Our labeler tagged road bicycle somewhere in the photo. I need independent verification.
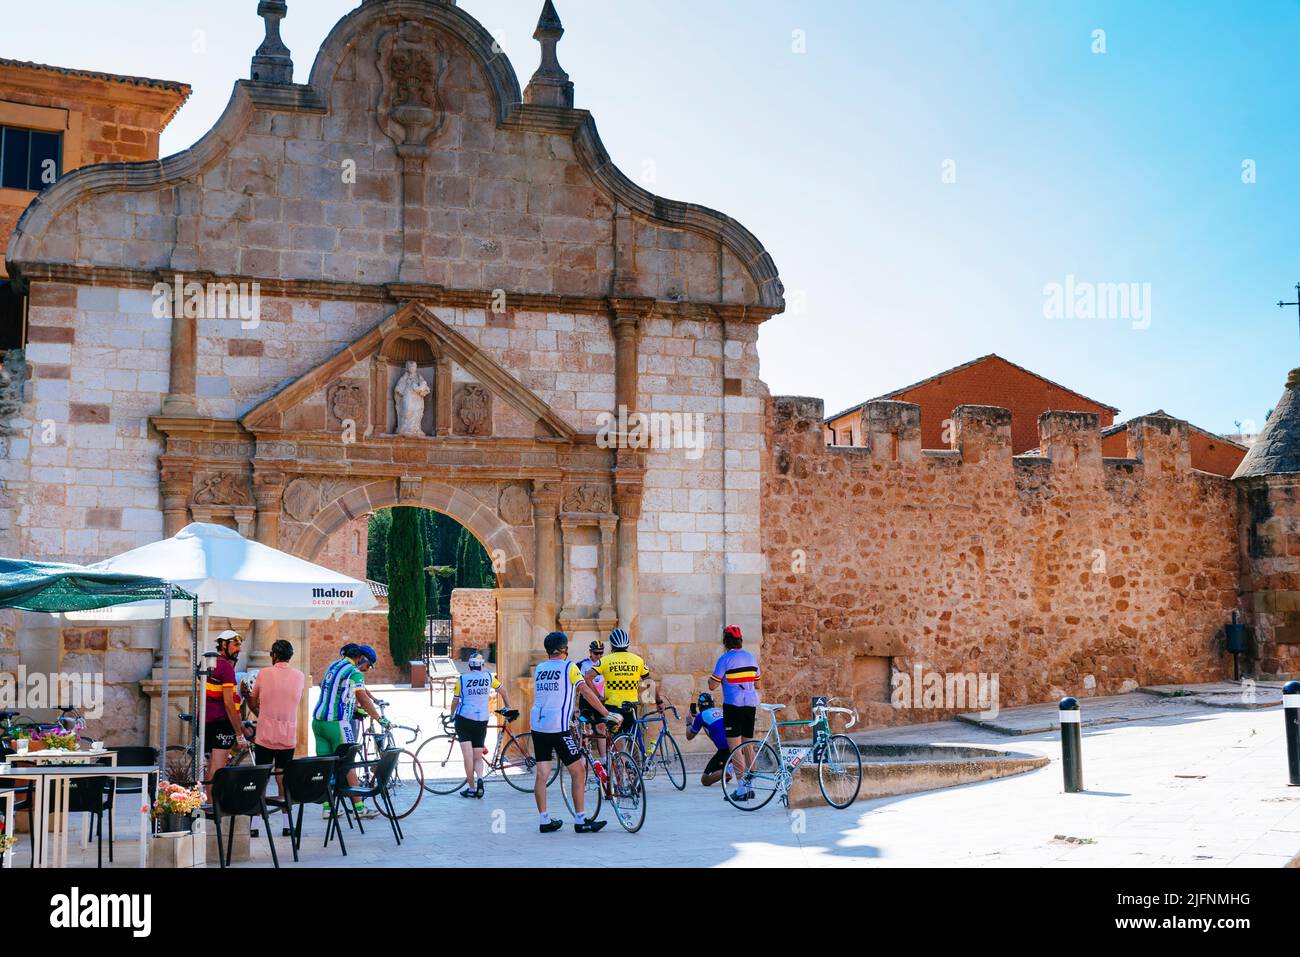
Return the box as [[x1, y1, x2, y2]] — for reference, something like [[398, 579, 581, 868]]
[[560, 713, 646, 833], [723, 697, 863, 811], [1, 704, 95, 748], [415, 709, 559, 795], [611, 705, 686, 790], [356, 698, 425, 820], [163, 712, 256, 785]]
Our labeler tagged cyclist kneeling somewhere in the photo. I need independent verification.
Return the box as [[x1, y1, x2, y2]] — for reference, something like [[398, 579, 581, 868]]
[[450, 652, 515, 799], [685, 693, 732, 789]]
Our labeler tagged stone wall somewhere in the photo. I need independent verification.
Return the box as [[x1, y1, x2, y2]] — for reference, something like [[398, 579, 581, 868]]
[[307, 612, 402, 685], [451, 587, 495, 657], [762, 396, 1240, 724]]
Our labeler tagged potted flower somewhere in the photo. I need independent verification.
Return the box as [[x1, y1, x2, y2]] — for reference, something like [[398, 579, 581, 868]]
[[31, 730, 79, 752], [150, 781, 204, 834], [0, 817, 16, 864]]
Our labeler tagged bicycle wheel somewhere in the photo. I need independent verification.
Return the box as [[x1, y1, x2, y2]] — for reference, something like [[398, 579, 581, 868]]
[[607, 750, 646, 833], [722, 740, 782, 811], [378, 748, 424, 820], [415, 735, 467, 795], [655, 733, 687, 791], [229, 746, 256, 768], [500, 732, 559, 793], [559, 753, 603, 821], [163, 745, 194, 785], [817, 734, 863, 809]]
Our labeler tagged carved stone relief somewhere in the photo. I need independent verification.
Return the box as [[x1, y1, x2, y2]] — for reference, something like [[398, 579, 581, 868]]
[[376, 21, 449, 148], [192, 472, 253, 506], [327, 380, 366, 429], [498, 484, 533, 526], [454, 383, 491, 436], [563, 484, 611, 514]]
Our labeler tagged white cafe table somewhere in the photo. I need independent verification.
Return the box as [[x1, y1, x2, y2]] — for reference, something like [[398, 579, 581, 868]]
[[0, 763, 156, 868]]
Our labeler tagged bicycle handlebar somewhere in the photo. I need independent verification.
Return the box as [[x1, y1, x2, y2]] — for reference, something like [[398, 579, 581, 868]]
[[816, 705, 858, 730]]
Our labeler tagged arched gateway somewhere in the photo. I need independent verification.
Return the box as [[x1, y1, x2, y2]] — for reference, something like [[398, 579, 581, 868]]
[[4, 0, 782, 736]]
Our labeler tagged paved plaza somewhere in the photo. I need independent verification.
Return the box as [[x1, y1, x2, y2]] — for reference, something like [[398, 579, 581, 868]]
[[11, 683, 1300, 869]]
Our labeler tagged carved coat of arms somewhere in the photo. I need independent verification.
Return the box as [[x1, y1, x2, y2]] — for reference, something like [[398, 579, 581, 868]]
[[455, 384, 491, 436], [376, 22, 449, 148]]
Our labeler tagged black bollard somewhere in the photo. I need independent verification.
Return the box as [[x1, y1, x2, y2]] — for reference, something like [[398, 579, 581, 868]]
[[1059, 696, 1083, 793], [1285, 681, 1300, 786]]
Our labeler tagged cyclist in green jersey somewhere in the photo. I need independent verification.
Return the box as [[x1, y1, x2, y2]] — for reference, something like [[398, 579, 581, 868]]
[[312, 643, 389, 819]]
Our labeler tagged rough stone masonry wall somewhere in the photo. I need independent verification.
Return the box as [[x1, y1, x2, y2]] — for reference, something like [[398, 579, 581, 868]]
[[450, 588, 495, 657], [762, 396, 1240, 724]]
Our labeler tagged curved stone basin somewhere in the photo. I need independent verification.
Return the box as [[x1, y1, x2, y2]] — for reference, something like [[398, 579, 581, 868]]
[[789, 742, 1049, 809]]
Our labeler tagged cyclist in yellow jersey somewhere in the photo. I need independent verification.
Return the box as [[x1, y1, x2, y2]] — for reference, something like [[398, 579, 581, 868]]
[[588, 627, 661, 742]]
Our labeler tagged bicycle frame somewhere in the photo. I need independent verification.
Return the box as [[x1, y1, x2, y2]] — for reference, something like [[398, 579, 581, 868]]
[[739, 703, 858, 794]]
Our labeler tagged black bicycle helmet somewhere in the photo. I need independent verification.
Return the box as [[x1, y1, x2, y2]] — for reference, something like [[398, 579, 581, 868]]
[[543, 631, 569, 655], [697, 692, 715, 711]]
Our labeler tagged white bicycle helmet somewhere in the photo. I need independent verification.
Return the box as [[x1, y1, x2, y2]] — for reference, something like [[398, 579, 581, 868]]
[[468, 652, 485, 669]]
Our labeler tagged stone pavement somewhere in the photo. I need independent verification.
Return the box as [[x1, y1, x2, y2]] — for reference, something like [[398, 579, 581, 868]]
[[13, 686, 1300, 868]]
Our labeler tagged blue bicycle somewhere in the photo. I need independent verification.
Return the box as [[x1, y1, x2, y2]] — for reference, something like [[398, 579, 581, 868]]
[[612, 706, 687, 790]]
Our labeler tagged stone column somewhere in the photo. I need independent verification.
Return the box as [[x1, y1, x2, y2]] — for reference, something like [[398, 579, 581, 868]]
[[614, 484, 641, 642], [435, 357, 453, 436], [558, 517, 578, 622], [597, 516, 617, 622], [531, 481, 561, 652], [248, 471, 285, 669], [397, 145, 429, 284], [160, 291, 198, 417], [609, 301, 650, 427], [155, 464, 193, 676]]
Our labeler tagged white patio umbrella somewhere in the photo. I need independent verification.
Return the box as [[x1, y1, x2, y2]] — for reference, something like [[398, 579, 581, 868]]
[[65, 522, 377, 622], [65, 522, 377, 783]]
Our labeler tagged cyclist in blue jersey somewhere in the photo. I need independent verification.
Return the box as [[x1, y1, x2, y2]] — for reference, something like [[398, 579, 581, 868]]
[[709, 625, 761, 801], [531, 631, 621, 834], [685, 692, 731, 788]]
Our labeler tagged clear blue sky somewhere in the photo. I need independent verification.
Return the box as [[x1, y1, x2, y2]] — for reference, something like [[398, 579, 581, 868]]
[[10, 1, 1299, 434]]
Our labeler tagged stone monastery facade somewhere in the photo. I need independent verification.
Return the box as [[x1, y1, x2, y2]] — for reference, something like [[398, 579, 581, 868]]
[[0, 0, 1295, 744]]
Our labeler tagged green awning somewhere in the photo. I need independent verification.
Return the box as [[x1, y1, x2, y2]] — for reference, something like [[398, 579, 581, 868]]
[[0, 558, 195, 613]]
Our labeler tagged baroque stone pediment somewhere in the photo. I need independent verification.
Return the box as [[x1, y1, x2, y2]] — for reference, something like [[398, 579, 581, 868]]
[[241, 300, 576, 441], [6, 0, 782, 311]]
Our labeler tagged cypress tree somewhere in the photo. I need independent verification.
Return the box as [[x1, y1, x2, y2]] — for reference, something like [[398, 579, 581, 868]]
[[386, 506, 426, 675]]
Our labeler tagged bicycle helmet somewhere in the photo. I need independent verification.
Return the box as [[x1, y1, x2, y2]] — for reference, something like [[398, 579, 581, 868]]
[[722, 624, 743, 648], [543, 631, 569, 655], [608, 627, 630, 649], [468, 652, 485, 669], [356, 645, 378, 666], [588, 640, 605, 655], [697, 692, 715, 710], [340, 642, 363, 659]]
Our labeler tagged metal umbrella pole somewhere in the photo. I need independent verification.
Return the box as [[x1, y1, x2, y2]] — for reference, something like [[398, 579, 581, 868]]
[[195, 602, 211, 787], [157, 586, 172, 780]]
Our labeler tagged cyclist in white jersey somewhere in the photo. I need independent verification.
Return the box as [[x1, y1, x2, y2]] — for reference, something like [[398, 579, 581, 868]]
[[450, 652, 516, 799], [531, 631, 621, 834]]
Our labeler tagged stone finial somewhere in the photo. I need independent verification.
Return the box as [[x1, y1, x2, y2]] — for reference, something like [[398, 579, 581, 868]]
[[251, 1, 294, 84], [524, 0, 575, 108]]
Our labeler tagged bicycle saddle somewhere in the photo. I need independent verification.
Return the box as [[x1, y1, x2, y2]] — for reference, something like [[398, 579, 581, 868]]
[[760, 703, 785, 712], [177, 713, 194, 722]]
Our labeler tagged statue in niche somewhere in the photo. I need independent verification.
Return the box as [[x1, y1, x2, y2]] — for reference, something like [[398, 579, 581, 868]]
[[394, 361, 431, 437]]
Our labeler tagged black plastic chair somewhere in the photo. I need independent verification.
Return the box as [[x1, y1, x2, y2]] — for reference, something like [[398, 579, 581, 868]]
[[266, 756, 343, 862], [325, 742, 364, 843], [204, 765, 279, 869], [335, 748, 404, 845], [49, 774, 112, 867]]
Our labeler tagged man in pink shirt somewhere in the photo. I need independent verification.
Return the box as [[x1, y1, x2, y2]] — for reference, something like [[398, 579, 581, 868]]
[[247, 639, 305, 836]]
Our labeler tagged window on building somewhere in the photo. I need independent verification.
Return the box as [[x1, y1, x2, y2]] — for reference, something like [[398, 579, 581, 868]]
[[0, 126, 62, 191], [0, 281, 25, 351], [838, 429, 853, 446]]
